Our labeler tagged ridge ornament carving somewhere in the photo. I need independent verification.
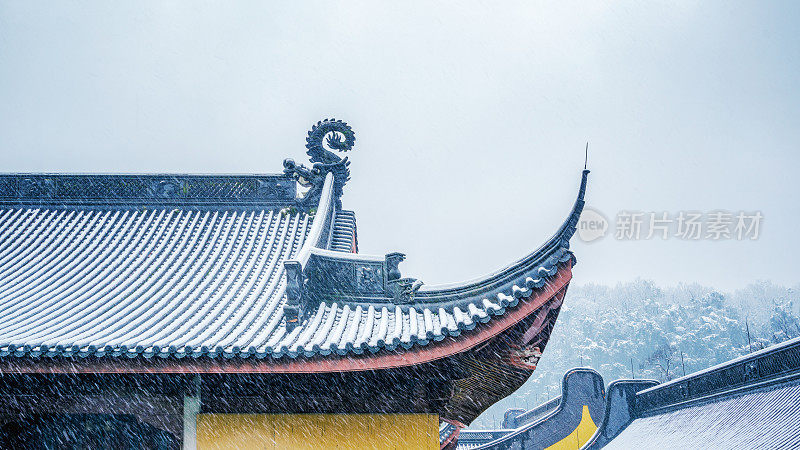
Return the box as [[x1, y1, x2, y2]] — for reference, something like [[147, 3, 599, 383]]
[[283, 119, 355, 208]]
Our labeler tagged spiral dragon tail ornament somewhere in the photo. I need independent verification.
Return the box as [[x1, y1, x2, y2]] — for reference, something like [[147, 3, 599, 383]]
[[284, 119, 356, 208], [305, 118, 356, 164]]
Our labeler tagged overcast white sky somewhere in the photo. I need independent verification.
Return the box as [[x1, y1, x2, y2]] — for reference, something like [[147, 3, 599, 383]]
[[1, 1, 798, 290]]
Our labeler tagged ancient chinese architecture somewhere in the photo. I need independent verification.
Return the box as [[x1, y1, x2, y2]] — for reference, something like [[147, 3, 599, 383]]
[[0, 119, 589, 449], [453, 336, 800, 449]]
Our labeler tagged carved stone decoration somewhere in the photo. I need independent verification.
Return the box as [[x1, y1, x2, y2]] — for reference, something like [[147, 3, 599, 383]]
[[154, 179, 181, 199], [19, 177, 55, 197], [0, 174, 295, 206], [331, 261, 355, 291], [509, 345, 542, 370], [283, 159, 328, 207], [744, 360, 758, 381], [389, 277, 423, 304], [356, 264, 384, 293], [255, 179, 279, 199], [19, 178, 38, 197], [385, 252, 406, 281], [282, 119, 356, 204], [305, 118, 355, 165]]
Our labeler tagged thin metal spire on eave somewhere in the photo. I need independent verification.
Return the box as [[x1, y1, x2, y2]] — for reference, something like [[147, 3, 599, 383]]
[[584, 142, 588, 170]]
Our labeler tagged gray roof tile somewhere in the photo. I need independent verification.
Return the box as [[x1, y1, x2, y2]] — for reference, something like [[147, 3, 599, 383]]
[[606, 378, 800, 449], [0, 167, 588, 361]]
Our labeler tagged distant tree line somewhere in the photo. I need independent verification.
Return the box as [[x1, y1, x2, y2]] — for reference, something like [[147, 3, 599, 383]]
[[471, 279, 800, 429]]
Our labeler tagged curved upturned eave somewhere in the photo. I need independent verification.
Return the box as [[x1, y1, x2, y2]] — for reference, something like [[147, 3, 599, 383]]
[[257, 168, 588, 362], [415, 169, 588, 298], [304, 169, 589, 305]]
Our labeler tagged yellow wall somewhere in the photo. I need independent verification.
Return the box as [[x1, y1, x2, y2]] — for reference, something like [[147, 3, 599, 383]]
[[197, 413, 439, 450], [545, 405, 598, 450]]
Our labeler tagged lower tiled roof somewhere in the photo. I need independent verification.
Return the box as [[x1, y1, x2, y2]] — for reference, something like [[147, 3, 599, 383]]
[[589, 337, 800, 448], [605, 378, 800, 449]]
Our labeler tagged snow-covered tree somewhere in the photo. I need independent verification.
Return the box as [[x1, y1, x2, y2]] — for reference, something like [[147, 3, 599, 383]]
[[470, 280, 800, 429]]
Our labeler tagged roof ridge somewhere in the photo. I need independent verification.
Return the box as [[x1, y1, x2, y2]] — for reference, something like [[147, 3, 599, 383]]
[[0, 173, 297, 207]]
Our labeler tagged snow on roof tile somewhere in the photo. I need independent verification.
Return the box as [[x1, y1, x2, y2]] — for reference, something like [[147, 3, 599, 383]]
[[0, 162, 589, 362]]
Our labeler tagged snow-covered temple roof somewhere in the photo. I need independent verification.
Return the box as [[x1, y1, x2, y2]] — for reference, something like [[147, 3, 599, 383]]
[[443, 337, 800, 448], [594, 336, 800, 448], [0, 119, 588, 370]]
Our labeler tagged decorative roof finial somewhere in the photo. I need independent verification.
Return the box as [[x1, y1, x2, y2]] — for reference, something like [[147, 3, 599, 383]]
[[283, 119, 356, 207], [305, 118, 356, 164]]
